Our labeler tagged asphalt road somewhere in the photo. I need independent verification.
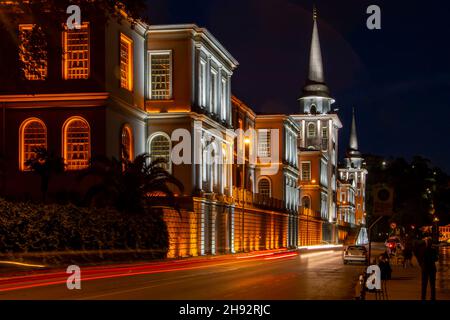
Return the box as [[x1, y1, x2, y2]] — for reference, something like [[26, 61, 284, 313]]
[[0, 249, 365, 300]]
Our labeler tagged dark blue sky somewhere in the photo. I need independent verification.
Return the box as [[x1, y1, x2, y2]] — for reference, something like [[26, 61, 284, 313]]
[[146, 0, 450, 173]]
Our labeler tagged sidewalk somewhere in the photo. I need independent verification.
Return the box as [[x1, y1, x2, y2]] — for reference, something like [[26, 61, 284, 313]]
[[366, 257, 450, 300]]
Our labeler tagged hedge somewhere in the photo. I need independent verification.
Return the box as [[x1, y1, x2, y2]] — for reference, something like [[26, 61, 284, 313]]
[[0, 198, 169, 259]]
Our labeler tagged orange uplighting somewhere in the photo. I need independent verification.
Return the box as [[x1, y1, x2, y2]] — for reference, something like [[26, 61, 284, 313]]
[[311, 179, 316, 184], [120, 33, 133, 91], [19, 24, 48, 80], [62, 116, 90, 170], [121, 124, 134, 161], [62, 22, 90, 80], [19, 118, 47, 171]]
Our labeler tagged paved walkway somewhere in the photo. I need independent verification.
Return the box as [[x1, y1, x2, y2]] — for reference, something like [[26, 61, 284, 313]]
[[366, 247, 450, 300]]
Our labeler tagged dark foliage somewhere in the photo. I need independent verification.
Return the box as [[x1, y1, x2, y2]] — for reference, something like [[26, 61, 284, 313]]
[[364, 154, 450, 239], [0, 198, 168, 257], [25, 147, 65, 202], [81, 153, 184, 214]]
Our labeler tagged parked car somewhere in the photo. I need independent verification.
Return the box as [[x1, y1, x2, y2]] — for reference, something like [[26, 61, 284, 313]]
[[343, 245, 368, 264]]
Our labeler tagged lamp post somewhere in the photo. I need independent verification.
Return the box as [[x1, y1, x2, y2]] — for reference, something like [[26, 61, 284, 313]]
[[241, 137, 250, 252]]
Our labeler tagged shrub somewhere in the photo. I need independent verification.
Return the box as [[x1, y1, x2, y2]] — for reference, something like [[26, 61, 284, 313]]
[[0, 199, 168, 258]]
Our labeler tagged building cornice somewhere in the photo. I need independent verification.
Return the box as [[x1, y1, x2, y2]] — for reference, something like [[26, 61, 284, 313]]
[[148, 24, 239, 69], [290, 113, 343, 128], [0, 92, 110, 108]]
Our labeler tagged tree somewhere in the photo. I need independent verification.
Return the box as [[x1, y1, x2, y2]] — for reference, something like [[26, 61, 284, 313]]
[[81, 154, 184, 215], [25, 147, 65, 202], [364, 154, 450, 238]]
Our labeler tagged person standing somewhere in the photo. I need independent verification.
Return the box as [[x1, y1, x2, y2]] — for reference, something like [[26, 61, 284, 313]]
[[420, 237, 439, 300]]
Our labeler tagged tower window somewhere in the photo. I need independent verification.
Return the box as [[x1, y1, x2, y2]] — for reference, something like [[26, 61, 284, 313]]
[[19, 118, 47, 171], [149, 50, 172, 100], [120, 33, 133, 91], [307, 123, 316, 138], [310, 104, 317, 114], [63, 117, 90, 170], [301, 162, 311, 181], [321, 127, 328, 150], [19, 24, 47, 80], [63, 22, 90, 80]]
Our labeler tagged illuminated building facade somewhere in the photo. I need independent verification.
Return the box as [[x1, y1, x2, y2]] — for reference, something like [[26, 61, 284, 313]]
[[0, 3, 366, 255], [291, 10, 342, 244], [337, 109, 368, 242], [0, 5, 148, 198]]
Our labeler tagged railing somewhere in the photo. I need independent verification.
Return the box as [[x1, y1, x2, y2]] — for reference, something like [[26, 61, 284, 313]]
[[299, 207, 321, 219], [232, 187, 286, 212]]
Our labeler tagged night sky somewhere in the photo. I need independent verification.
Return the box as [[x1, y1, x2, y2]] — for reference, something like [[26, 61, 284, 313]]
[[146, 0, 450, 173]]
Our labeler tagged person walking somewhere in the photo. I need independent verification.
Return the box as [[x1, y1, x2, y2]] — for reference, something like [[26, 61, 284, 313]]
[[419, 237, 439, 300]]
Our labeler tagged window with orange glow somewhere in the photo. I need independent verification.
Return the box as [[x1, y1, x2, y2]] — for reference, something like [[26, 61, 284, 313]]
[[120, 33, 133, 91], [149, 133, 171, 172], [149, 50, 172, 100], [301, 161, 311, 181], [258, 178, 271, 197], [121, 124, 134, 161], [257, 129, 271, 158], [19, 24, 47, 80], [19, 118, 47, 171], [63, 117, 90, 170], [63, 23, 90, 79]]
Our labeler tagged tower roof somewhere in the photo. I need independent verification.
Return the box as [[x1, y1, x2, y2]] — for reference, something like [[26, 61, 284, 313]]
[[300, 7, 331, 99], [347, 108, 361, 157]]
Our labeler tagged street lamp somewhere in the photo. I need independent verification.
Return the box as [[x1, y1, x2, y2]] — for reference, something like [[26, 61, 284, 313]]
[[241, 137, 250, 252]]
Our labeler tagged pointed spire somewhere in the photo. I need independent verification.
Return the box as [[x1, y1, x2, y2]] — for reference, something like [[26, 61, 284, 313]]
[[347, 108, 361, 157], [301, 6, 330, 98]]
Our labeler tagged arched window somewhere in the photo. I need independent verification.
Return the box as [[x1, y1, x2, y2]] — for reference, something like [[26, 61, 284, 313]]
[[121, 124, 134, 161], [310, 104, 317, 114], [307, 123, 316, 138], [19, 118, 47, 171], [302, 196, 311, 217], [149, 132, 171, 172], [258, 177, 271, 197], [63, 116, 90, 170]]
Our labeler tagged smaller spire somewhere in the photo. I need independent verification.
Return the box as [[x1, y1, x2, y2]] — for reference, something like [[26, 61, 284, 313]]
[[347, 108, 361, 157], [313, 4, 317, 21]]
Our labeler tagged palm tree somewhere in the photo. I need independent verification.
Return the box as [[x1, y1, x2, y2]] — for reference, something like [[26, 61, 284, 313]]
[[25, 147, 65, 202], [82, 153, 184, 214]]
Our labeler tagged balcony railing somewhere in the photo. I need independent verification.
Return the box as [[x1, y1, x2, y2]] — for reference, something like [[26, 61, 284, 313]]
[[299, 207, 321, 219], [232, 187, 286, 212]]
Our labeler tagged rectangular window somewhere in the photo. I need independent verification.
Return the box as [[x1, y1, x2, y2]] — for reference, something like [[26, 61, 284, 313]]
[[322, 127, 328, 150], [120, 33, 133, 91], [257, 129, 271, 158], [199, 59, 207, 107], [149, 50, 172, 99], [62, 23, 90, 80], [210, 69, 217, 113], [19, 24, 47, 80], [301, 162, 311, 181], [221, 77, 228, 121]]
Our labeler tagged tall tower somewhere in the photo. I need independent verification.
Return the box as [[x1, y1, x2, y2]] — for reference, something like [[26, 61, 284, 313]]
[[291, 7, 343, 244], [339, 108, 368, 226]]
